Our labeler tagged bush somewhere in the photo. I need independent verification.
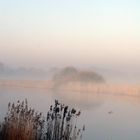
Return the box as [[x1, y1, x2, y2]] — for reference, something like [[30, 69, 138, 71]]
[[53, 67, 105, 84]]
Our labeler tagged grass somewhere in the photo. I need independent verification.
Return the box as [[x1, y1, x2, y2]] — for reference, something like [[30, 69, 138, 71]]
[[0, 99, 85, 140]]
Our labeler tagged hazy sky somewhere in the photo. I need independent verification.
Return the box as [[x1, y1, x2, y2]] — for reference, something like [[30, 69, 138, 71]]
[[0, 0, 140, 70]]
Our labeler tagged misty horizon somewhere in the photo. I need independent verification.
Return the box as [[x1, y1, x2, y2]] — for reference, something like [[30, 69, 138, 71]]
[[0, 62, 140, 84], [0, 1, 140, 140], [0, 1, 140, 74]]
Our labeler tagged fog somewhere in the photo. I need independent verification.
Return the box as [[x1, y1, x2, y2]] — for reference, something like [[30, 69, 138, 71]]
[[1, 1, 140, 140], [0, 62, 140, 84], [0, 0, 140, 83]]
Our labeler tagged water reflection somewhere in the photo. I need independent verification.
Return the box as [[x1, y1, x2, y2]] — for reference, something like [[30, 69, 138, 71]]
[[52, 89, 140, 110], [52, 90, 105, 110], [0, 87, 140, 140]]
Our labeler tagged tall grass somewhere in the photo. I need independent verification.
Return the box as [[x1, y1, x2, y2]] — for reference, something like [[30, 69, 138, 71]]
[[0, 99, 85, 140]]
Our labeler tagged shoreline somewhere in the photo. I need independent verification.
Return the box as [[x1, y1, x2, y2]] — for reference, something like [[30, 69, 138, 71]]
[[0, 79, 140, 97]]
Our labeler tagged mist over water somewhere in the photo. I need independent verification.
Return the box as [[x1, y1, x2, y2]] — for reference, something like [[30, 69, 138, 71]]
[[1, 0, 140, 139], [0, 87, 140, 140], [0, 63, 140, 84], [0, 65, 140, 140]]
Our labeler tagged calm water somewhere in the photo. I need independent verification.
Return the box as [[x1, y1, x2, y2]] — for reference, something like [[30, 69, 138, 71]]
[[0, 87, 140, 140]]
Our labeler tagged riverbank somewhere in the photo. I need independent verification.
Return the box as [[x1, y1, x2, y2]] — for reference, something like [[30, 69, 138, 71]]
[[0, 79, 140, 97]]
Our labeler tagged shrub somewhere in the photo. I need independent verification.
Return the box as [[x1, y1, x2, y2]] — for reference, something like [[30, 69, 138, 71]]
[[53, 67, 105, 87]]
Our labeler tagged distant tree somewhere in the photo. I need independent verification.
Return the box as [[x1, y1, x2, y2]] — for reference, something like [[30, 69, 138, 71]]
[[53, 66, 78, 81], [0, 62, 5, 73], [53, 66, 105, 84], [77, 71, 105, 83]]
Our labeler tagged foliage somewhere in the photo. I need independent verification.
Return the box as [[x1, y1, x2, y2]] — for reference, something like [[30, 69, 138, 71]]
[[53, 66, 105, 84], [0, 99, 85, 140]]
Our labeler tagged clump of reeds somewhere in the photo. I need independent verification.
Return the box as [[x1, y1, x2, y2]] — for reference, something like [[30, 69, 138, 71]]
[[0, 99, 85, 140]]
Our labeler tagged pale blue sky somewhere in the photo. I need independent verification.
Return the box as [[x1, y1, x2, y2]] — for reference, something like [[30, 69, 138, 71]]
[[0, 0, 140, 69]]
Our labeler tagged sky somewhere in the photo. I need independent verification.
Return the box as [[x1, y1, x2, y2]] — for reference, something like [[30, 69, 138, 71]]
[[0, 0, 140, 70]]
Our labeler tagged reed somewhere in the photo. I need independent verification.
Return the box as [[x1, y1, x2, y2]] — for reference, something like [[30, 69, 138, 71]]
[[0, 99, 85, 140]]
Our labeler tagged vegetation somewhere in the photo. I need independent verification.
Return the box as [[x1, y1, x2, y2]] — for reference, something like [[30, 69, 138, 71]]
[[53, 66, 105, 84], [0, 99, 85, 140]]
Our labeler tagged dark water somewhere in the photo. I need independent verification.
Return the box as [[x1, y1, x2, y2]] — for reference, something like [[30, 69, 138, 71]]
[[0, 87, 140, 140]]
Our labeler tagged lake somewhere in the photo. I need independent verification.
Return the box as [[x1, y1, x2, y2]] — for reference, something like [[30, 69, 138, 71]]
[[0, 86, 140, 140]]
